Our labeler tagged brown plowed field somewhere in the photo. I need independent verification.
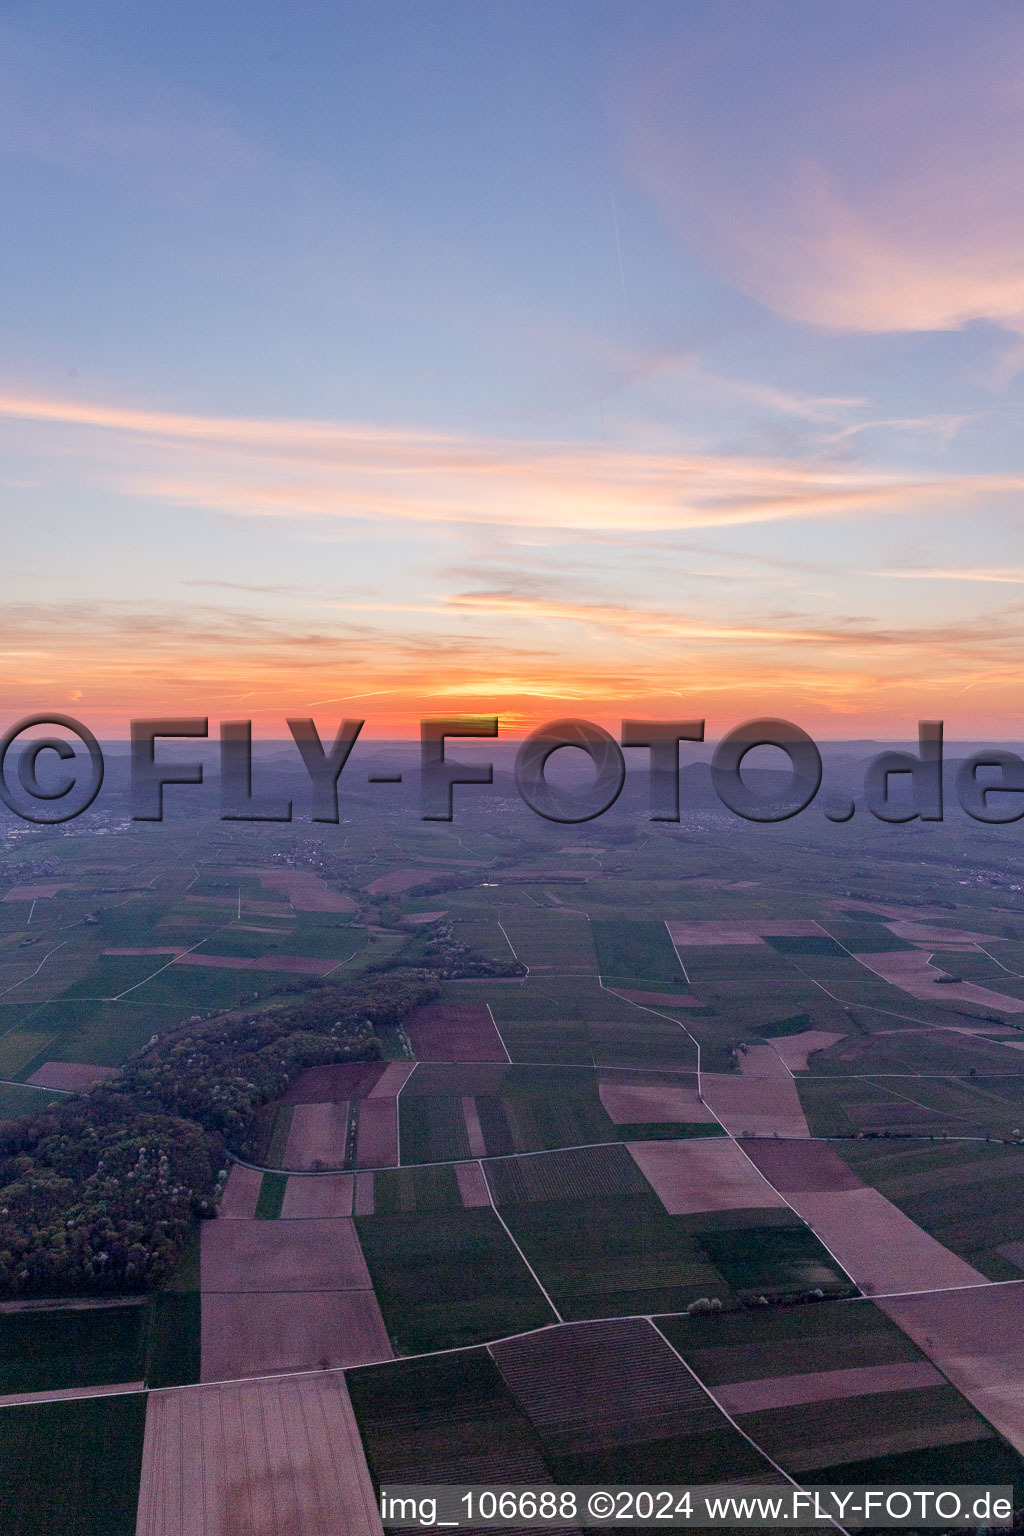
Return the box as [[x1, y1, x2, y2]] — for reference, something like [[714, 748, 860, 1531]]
[[700, 1074, 809, 1137], [354, 1098, 398, 1167], [405, 1003, 508, 1062], [461, 1097, 487, 1156], [666, 919, 823, 946], [628, 1139, 789, 1215], [879, 1282, 1024, 1454], [667, 921, 766, 946], [136, 1373, 384, 1536], [283, 1102, 350, 1169], [200, 1290, 392, 1381], [715, 1360, 944, 1414], [455, 1162, 491, 1207], [281, 1174, 354, 1218], [767, 1030, 846, 1070], [284, 1062, 386, 1104], [737, 1044, 792, 1079], [172, 952, 337, 974], [789, 1188, 987, 1295], [2, 883, 73, 900], [367, 1063, 415, 1097], [742, 1140, 864, 1193], [364, 868, 444, 896], [0, 1381, 144, 1408], [26, 1061, 121, 1092], [103, 947, 185, 956], [598, 1080, 716, 1124], [252, 869, 359, 912], [353, 1172, 375, 1214], [854, 951, 1024, 1013], [217, 1165, 263, 1219], [201, 1217, 371, 1291]]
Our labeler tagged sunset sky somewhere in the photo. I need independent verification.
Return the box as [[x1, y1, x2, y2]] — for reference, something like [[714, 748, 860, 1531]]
[[3, 1, 1024, 737]]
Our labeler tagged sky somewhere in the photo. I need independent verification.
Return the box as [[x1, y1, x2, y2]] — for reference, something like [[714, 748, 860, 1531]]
[[3, 0, 1024, 738]]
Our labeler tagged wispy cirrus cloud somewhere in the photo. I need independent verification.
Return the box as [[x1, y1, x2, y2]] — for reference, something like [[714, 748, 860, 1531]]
[[0, 390, 1018, 535], [874, 568, 1024, 584], [624, 4, 1024, 335]]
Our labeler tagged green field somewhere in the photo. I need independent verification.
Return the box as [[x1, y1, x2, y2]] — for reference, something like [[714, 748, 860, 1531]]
[[254, 1170, 287, 1219], [354, 1207, 555, 1353], [0, 1393, 147, 1535], [590, 919, 686, 987], [0, 1305, 146, 1396], [144, 1292, 201, 1387]]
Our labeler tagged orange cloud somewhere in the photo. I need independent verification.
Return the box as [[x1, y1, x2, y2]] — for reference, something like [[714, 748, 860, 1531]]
[[2, 591, 1024, 739]]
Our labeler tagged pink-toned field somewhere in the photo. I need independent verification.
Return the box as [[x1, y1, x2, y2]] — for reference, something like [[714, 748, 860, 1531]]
[[736, 1043, 792, 1079], [135, 1373, 385, 1536], [103, 946, 185, 956], [0, 1381, 144, 1408], [766, 1030, 846, 1070], [715, 1360, 944, 1414], [743, 1139, 863, 1193], [172, 952, 337, 974], [609, 988, 703, 1007], [251, 869, 359, 912], [787, 1189, 987, 1295], [201, 1217, 371, 1291], [364, 868, 443, 896], [402, 910, 448, 924], [458, 1096, 486, 1156], [217, 1164, 262, 1219], [280, 1173, 354, 1218], [854, 951, 1024, 1012], [366, 1062, 415, 1097], [283, 1102, 350, 1169], [598, 1079, 717, 1124], [666, 921, 765, 946], [455, 1161, 491, 1207], [283, 1062, 386, 1104], [354, 1096, 398, 1167], [353, 1171, 375, 1214], [201, 1290, 392, 1380], [627, 1138, 788, 1215], [666, 919, 823, 946], [700, 1073, 809, 1137], [880, 1282, 1024, 1454], [405, 1002, 509, 1062], [1, 883, 73, 901], [25, 1061, 120, 1092]]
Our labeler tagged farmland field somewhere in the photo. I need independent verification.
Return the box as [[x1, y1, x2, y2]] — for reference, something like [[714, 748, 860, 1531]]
[[1, 770, 1024, 1525], [354, 1206, 555, 1353], [0, 1392, 147, 1535]]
